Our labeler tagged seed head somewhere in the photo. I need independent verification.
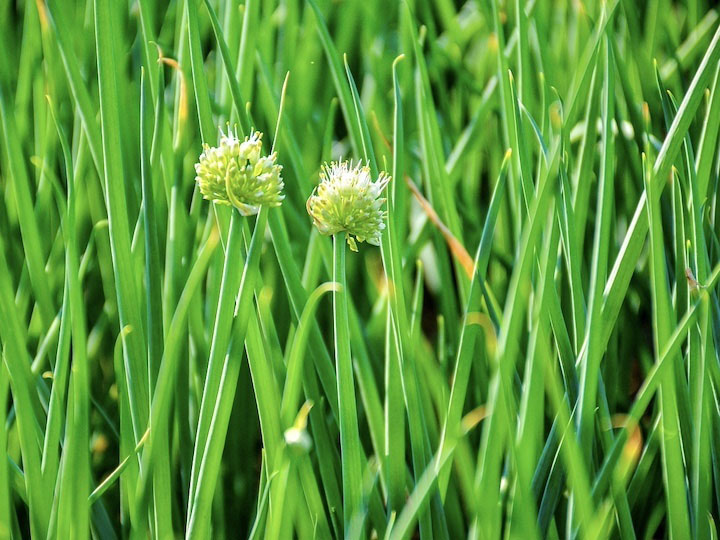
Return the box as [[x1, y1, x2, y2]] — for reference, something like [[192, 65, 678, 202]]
[[194, 127, 284, 215], [306, 160, 390, 251]]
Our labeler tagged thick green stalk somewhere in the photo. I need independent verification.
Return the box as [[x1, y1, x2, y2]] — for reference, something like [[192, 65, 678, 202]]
[[186, 207, 269, 537], [333, 235, 364, 528], [186, 211, 248, 519]]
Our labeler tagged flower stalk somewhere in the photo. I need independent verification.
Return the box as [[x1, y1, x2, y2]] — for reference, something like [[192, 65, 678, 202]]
[[333, 234, 364, 527], [306, 158, 390, 526], [187, 206, 270, 537]]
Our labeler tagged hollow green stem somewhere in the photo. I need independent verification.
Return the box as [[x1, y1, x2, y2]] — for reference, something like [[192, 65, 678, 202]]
[[333, 234, 363, 528], [186, 206, 269, 538]]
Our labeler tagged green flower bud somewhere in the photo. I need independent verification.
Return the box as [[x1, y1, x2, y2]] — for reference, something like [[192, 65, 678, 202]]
[[194, 128, 284, 215], [306, 160, 390, 251], [284, 400, 314, 456], [283, 427, 313, 455]]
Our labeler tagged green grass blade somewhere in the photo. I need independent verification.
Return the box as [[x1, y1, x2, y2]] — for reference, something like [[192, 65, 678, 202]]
[[94, 0, 149, 444]]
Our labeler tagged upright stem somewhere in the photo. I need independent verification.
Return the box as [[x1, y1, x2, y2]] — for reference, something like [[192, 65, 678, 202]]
[[333, 235, 363, 528], [185, 211, 245, 512], [186, 206, 269, 538]]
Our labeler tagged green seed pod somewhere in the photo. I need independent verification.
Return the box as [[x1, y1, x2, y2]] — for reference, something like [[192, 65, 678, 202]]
[[306, 160, 390, 251], [194, 128, 284, 215]]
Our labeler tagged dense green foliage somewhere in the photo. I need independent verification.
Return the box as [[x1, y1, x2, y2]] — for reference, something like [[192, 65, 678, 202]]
[[2, 0, 720, 538]]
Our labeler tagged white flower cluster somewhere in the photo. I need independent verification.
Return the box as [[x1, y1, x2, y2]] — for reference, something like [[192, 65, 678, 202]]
[[194, 128, 284, 216], [306, 160, 390, 251]]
